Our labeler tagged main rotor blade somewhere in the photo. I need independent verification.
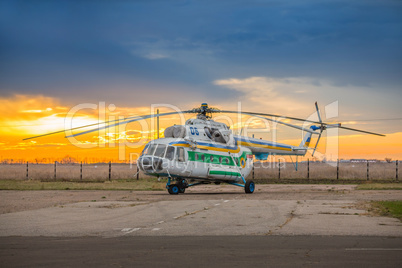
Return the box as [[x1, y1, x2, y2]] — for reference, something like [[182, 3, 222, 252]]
[[215, 110, 385, 137], [24, 110, 195, 140], [23, 116, 139, 141], [252, 115, 319, 134], [217, 110, 324, 125], [337, 125, 385, 137], [65, 111, 194, 138]]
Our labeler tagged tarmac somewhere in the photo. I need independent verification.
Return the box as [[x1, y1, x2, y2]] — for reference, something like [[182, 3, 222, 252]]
[[0, 184, 401, 267]]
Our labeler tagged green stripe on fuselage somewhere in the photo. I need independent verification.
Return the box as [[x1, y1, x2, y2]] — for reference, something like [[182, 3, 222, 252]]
[[187, 150, 251, 166], [209, 170, 241, 177]]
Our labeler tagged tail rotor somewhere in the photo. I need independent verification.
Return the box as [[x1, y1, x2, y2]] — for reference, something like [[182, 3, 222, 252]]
[[312, 102, 324, 156]]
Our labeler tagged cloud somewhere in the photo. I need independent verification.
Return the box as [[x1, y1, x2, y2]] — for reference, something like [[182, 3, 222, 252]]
[[214, 76, 316, 113], [0, 94, 61, 120], [142, 53, 169, 60]]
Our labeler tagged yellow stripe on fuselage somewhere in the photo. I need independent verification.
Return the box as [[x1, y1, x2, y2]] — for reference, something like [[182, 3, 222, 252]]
[[171, 143, 240, 153], [171, 143, 191, 148], [197, 145, 240, 153]]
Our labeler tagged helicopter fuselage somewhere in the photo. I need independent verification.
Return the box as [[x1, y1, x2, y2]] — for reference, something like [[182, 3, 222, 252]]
[[138, 137, 253, 183]]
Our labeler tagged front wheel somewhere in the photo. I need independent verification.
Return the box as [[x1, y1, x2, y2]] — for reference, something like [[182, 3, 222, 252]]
[[245, 180, 255, 194], [168, 184, 180, 195]]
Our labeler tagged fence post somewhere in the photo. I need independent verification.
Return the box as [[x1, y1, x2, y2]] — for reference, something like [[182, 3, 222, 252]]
[[307, 158, 310, 179], [54, 161, 57, 180], [136, 163, 139, 180], [80, 161, 83, 181], [396, 160, 399, 181], [26, 161, 29, 180], [337, 159, 339, 180], [278, 159, 281, 179], [157, 109, 160, 139], [109, 161, 111, 181], [367, 160, 369, 181]]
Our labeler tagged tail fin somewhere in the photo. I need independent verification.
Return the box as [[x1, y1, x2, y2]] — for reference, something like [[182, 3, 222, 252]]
[[299, 125, 320, 148]]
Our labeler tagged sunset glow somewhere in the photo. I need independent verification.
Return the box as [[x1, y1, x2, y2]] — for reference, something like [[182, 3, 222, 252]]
[[1, 1, 401, 163], [0, 94, 400, 163]]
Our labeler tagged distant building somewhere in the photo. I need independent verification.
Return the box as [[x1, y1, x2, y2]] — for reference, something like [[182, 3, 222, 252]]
[[350, 159, 379, 163]]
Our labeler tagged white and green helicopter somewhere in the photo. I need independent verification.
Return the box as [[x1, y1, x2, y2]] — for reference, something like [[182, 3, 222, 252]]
[[25, 103, 384, 194]]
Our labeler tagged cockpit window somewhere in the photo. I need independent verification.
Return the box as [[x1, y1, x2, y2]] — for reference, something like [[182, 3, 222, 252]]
[[176, 147, 185, 162], [154, 144, 167, 157], [141, 144, 150, 156], [145, 144, 157, 156], [165, 146, 175, 161]]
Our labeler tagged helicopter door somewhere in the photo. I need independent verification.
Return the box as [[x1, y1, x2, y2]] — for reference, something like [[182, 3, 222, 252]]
[[175, 147, 191, 176], [188, 152, 208, 178]]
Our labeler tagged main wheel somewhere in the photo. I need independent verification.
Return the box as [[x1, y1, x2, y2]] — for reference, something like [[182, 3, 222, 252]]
[[168, 184, 180, 195], [245, 180, 255, 194], [178, 179, 187, 194]]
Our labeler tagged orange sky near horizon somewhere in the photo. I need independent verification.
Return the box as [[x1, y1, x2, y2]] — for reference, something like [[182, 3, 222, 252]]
[[0, 94, 400, 163]]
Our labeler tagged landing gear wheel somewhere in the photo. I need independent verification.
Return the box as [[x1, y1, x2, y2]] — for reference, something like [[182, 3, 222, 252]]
[[178, 179, 187, 194], [168, 184, 180, 195], [245, 180, 255, 194]]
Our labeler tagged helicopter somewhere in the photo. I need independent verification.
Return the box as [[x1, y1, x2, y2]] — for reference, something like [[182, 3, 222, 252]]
[[24, 103, 384, 194]]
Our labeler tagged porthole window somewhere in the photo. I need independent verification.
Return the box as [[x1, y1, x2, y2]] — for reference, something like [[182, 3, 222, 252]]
[[210, 155, 214, 162], [195, 154, 199, 160], [201, 154, 205, 162], [225, 158, 229, 164], [219, 157, 222, 164]]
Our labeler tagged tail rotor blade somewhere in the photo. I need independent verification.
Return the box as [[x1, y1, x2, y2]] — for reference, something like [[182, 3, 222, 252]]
[[312, 131, 322, 156], [315, 102, 322, 123]]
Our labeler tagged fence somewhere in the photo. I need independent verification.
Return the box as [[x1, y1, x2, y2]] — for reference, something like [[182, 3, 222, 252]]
[[0, 160, 399, 182], [252, 160, 400, 182], [0, 162, 150, 181]]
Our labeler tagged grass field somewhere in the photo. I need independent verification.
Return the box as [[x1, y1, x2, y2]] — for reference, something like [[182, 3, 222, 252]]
[[0, 180, 401, 191], [371, 201, 402, 221], [357, 183, 402, 190]]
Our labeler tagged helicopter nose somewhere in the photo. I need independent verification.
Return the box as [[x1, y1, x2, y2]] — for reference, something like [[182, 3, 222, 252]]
[[139, 156, 165, 172], [138, 156, 152, 172], [153, 157, 163, 172]]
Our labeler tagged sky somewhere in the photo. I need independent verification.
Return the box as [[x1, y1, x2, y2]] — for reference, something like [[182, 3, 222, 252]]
[[0, 0, 401, 162]]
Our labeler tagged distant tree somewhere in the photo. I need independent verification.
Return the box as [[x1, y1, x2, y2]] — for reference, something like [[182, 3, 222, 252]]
[[61, 155, 77, 164], [385, 158, 392, 163]]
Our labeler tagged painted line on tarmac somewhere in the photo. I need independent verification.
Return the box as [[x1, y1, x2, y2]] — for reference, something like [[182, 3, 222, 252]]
[[121, 228, 140, 234]]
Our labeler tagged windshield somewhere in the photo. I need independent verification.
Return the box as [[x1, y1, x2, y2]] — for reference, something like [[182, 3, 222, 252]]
[[165, 146, 175, 160], [154, 144, 167, 157], [145, 144, 157, 156]]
